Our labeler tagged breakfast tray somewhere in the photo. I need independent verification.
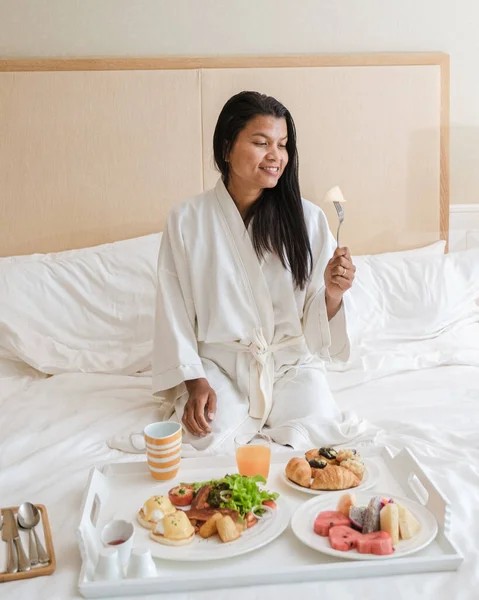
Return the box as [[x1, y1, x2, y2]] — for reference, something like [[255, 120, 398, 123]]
[[76, 446, 462, 598]]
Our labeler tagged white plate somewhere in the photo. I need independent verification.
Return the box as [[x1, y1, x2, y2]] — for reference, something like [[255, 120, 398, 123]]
[[281, 458, 380, 495], [291, 491, 438, 560], [138, 499, 289, 562]]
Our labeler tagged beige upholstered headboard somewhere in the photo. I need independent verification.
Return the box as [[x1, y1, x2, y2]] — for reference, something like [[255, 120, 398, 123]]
[[0, 54, 449, 257]]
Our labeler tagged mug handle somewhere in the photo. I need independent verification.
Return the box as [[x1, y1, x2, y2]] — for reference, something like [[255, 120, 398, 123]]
[[129, 432, 146, 452]]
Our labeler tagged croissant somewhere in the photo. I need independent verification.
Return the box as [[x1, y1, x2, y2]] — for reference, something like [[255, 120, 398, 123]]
[[311, 465, 360, 491], [285, 457, 312, 488]]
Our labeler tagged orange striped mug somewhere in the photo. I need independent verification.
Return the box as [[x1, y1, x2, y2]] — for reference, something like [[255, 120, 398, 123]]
[[130, 422, 182, 481]]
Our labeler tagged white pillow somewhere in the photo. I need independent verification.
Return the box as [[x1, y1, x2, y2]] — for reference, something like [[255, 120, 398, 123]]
[[353, 240, 446, 265], [347, 246, 479, 349], [0, 234, 161, 374]]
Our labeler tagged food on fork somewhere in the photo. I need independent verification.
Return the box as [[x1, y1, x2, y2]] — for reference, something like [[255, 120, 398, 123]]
[[150, 510, 195, 546], [285, 458, 312, 487], [311, 465, 360, 491], [137, 495, 176, 530], [324, 186, 347, 204]]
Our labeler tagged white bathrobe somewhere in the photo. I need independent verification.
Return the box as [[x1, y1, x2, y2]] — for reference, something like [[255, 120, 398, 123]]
[[152, 179, 373, 453]]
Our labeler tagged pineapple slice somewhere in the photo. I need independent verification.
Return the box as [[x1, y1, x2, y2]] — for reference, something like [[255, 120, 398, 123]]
[[380, 503, 399, 545], [396, 503, 421, 540]]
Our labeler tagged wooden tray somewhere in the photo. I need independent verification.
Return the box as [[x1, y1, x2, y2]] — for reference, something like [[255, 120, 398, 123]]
[[0, 504, 56, 583]]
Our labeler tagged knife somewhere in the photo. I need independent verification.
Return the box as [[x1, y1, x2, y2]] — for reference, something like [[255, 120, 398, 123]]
[[2, 509, 30, 572], [2, 509, 17, 574]]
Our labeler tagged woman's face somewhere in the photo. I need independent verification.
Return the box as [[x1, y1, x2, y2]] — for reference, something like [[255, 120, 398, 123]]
[[227, 115, 289, 191]]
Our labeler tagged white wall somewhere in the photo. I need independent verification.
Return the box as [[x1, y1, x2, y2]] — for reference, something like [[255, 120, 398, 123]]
[[450, 205, 479, 250], [1, 0, 478, 204]]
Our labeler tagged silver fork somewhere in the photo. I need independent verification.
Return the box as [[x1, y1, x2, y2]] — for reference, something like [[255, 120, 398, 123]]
[[333, 201, 344, 248]]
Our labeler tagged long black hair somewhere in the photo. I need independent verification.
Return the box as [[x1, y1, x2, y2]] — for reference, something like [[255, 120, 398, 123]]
[[213, 91, 312, 290]]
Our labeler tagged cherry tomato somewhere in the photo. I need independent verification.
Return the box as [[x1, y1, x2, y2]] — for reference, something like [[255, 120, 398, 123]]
[[262, 500, 277, 509], [168, 485, 194, 507]]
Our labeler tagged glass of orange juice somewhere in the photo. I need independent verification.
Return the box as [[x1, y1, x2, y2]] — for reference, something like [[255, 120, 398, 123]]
[[234, 432, 272, 479]]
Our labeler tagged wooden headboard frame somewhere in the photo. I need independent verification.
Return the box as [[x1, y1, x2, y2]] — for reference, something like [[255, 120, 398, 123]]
[[0, 53, 449, 256]]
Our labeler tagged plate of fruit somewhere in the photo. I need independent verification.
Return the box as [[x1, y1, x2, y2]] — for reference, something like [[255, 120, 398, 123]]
[[291, 491, 438, 560], [283, 447, 380, 494]]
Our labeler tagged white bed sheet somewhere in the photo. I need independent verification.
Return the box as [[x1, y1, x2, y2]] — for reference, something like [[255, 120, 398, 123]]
[[1, 359, 479, 600]]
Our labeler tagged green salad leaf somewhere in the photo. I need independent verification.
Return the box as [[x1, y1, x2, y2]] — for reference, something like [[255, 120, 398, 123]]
[[181, 474, 279, 517]]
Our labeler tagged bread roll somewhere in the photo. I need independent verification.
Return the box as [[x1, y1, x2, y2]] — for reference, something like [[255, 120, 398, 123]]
[[336, 449, 360, 463], [341, 458, 365, 480]]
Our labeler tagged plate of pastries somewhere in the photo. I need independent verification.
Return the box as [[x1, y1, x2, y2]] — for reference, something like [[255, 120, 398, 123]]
[[283, 447, 379, 494]]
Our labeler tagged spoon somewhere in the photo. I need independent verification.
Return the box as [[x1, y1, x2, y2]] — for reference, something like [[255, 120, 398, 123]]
[[17, 503, 49, 565]]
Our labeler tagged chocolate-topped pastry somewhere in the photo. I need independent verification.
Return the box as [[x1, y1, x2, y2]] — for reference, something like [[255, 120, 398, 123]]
[[308, 458, 328, 469], [305, 447, 339, 465], [305, 448, 321, 462], [319, 447, 338, 460]]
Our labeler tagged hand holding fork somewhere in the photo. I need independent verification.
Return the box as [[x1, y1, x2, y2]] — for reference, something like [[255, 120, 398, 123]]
[[324, 186, 346, 247]]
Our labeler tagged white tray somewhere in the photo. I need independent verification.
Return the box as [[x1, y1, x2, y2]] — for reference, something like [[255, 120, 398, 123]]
[[76, 446, 463, 598]]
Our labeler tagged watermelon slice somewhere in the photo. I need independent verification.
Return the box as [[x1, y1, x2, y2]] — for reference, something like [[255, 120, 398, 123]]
[[329, 525, 394, 555], [314, 511, 351, 536]]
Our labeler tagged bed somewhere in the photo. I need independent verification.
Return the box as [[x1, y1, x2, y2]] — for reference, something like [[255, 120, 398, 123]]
[[2, 53, 479, 600]]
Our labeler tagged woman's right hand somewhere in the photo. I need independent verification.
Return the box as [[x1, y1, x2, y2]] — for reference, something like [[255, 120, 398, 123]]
[[182, 378, 217, 437]]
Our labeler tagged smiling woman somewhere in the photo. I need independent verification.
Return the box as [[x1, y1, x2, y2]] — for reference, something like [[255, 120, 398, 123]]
[[213, 92, 310, 290], [225, 115, 289, 199], [152, 90, 375, 454]]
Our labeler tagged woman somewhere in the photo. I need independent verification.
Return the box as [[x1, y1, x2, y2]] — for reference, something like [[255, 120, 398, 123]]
[[152, 91, 371, 453]]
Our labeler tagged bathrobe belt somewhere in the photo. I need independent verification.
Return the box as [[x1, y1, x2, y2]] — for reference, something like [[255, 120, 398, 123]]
[[199, 329, 305, 427]]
